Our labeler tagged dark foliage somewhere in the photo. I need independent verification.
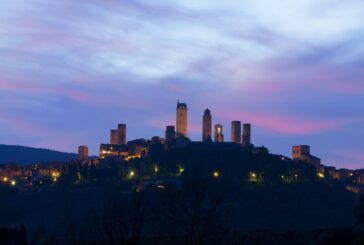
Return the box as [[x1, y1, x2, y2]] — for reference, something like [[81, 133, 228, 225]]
[[0, 225, 27, 245]]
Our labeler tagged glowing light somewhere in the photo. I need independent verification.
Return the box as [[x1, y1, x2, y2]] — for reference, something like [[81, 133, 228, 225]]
[[317, 172, 325, 178], [213, 171, 219, 178], [3, 177, 8, 182], [178, 165, 185, 174], [154, 165, 159, 173], [249, 172, 258, 182], [130, 171, 135, 178], [51, 172, 60, 178], [281, 175, 284, 179], [125, 155, 141, 161], [53, 178, 57, 182], [11, 180, 16, 186]]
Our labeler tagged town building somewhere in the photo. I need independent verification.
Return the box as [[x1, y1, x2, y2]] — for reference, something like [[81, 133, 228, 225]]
[[176, 101, 188, 137], [99, 144, 128, 159], [202, 109, 212, 142], [242, 123, 251, 146], [231, 121, 241, 144], [78, 145, 89, 160], [99, 138, 149, 161], [214, 124, 224, 142], [292, 145, 321, 169], [110, 129, 119, 145], [118, 123, 127, 145], [165, 125, 176, 143]]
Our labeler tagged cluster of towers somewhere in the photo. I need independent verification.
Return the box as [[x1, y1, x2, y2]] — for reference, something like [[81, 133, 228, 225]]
[[165, 101, 252, 146], [110, 124, 127, 145], [79, 101, 252, 160], [164, 101, 188, 143], [203, 108, 251, 146]]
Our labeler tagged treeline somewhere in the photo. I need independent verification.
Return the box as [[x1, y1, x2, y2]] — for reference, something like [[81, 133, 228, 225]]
[[1, 148, 362, 244], [62, 147, 320, 186], [24, 177, 363, 245]]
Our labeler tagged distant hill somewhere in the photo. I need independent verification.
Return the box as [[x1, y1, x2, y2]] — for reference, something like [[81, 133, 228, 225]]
[[0, 144, 78, 165]]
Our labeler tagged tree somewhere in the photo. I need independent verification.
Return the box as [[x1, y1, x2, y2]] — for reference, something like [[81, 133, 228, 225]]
[[156, 178, 228, 245], [354, 193, 364, 224], [98, 191, 152, 244]]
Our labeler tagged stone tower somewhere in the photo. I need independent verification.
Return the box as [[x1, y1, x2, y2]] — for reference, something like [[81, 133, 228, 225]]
[[165, 125, 176, 143], [176, 101, 188, 137], [202, 109, 212, 141], [110, 129, 119, 145], [214, 124, 224, 142], [118, 123, 127, 145], [231, 121, 241, 143], [242, 123, 251, 146], [78, 145, 89, 160]]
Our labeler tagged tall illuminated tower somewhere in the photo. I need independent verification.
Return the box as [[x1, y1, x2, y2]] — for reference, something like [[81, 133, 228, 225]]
[[176, 101, 188, 137], [231, 121, 241, 143], [118, 123, 127, 145], [202, 109, 212, 141], [214, 124, 224, 142]]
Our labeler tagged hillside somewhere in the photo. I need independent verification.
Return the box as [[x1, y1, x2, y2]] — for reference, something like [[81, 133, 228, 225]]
[[0, 144, 77, 165]]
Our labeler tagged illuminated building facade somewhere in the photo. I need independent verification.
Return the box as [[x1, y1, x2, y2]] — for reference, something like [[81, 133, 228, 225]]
[[127, 139, 149, 159], [78, 145, 89, 160], [214, 124, 224, 142], [100, 139, 149, 160], [176, 101, 188, 137], [231, 121, 241, 144], [99, 144, 128, 159], [202, 109, 212, 141], [242, 123, 251, 146], [118, 124, 127, 145], [292, 145, 321, 169]]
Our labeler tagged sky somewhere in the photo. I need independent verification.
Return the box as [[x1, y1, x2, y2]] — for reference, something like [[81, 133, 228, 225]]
[[0, 0, 363, 169]]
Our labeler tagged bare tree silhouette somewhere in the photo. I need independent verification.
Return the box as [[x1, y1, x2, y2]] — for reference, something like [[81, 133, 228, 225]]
[[155, 178, 228, 245]]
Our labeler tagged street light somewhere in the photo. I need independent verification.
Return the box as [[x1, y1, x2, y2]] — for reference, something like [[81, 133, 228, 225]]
[[129, 171, 135, 178]]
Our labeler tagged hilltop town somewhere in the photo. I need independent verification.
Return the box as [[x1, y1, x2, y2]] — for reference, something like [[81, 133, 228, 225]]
[[1, 101, 363, 194]]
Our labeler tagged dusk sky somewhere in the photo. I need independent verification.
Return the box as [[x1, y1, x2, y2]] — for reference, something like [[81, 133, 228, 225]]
[[0, 1, 363, 169]]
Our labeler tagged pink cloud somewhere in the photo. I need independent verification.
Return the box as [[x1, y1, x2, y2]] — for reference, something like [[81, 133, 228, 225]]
[[0, 79, 37, 92], [327, 81, 364, 95], [329, 150, 364, 169], [217, 109, 341, 135]]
